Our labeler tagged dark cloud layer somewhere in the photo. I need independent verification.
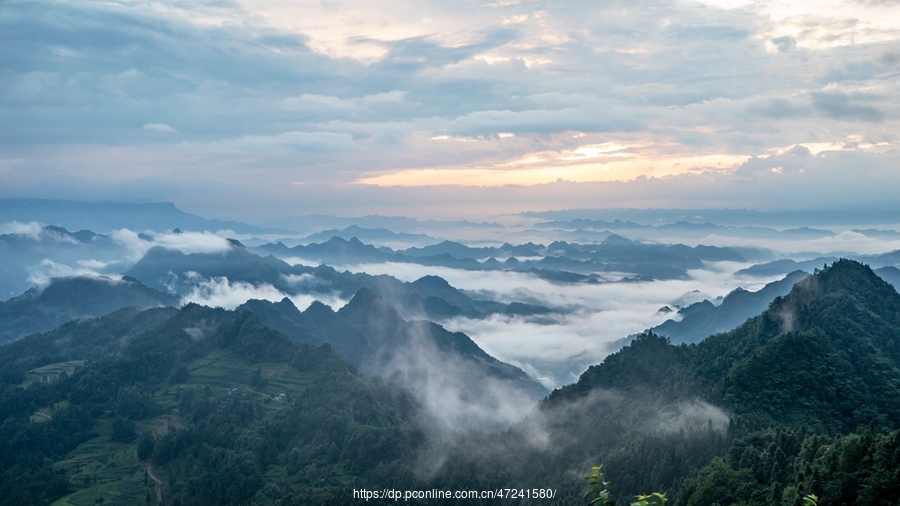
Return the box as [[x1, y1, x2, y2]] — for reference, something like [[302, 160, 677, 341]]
[[1, 0, 898, 218]]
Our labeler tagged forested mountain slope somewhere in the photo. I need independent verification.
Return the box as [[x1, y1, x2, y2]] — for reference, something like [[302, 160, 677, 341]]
[[3, 259, 900, 506], [126, 244, 553, 321], [0, 276, 177, 345], [0, 304, 425, 505], [565, 259, 900, 432], [428, 260, 900, 505], [651, 270, 808, 345], [239, 289, 547, 429]]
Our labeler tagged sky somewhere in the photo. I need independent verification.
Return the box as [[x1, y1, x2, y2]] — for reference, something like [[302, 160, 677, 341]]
[[2, 0, 899, 220]]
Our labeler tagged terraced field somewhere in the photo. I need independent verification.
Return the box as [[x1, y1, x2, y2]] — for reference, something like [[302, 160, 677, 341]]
[[42, 350, 315, 505], [22, 360, 85, 387]]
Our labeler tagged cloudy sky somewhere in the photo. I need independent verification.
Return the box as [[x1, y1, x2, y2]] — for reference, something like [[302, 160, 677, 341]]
[[2, 0, 899, 220]]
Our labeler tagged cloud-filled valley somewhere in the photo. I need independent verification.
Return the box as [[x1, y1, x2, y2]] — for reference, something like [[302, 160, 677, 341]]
[[3, 0, 900, 500], [6, 202, 900, 395]]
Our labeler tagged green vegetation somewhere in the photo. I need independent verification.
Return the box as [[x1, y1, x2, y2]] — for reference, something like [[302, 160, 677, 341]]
[[585, 465, 615, 506], [585, 465, 667, 506], [0, 303, 423, 505], [22, 361, 85, 388], [2, 259, 900, 505], [421, 260, 900, 505], [0, 276, 176, 345]]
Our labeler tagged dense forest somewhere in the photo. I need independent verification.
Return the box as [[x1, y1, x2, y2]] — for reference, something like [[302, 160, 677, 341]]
[[0, 260, 899, 505]]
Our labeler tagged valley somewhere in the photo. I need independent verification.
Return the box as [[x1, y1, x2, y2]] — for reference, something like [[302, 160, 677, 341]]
[[1, 202, 900, 505]]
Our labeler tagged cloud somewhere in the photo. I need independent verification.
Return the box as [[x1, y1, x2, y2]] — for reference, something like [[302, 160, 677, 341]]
[[809, 90, 886, 122], [111, 229, 233, 261], [27, 258, 121, 286], [280, 91, 407, 115], [745, 97, 808, 119], [280, 273, 349, 309], [770, 35, 796, 53], [143, 123, 177, 133], [158, 270, 350, 311], [379, 326, 541, 430], [180, 275, 287, 309], [232, 131, 358, 153], [2, 0, 900, 218], [327, 260, 781, 387], [0, 221, 44, 239], [670, 230, 900, 257], [658, 400, 730, 432], [878, 48, 900, 66]]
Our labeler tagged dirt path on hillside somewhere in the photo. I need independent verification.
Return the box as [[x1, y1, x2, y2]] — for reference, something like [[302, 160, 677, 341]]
[[134, 446, 163, 504]]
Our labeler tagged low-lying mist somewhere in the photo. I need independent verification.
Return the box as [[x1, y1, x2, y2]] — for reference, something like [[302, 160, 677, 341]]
[[179, 274, 348, 311], [663, 230, 900, 257], [411, 386, 731, 496], [378, 324, 543, 431], [316, 261, 782, 388]]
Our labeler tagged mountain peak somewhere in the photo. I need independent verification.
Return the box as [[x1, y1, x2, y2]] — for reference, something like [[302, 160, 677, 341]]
[[340, 287, 392, 318], [410, 275, 452, 290], [304, 300, 334, 317], [0, 275, 177, 345], [601, 233, 634, 246], [776, 258, 896, 314], [559, 258, 900, 433], [275, 297, 297, 310]]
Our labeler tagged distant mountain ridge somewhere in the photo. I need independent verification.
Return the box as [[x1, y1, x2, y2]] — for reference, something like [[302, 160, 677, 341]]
[[535, 219, 838, 241], [126, 242, 556, 321], [239, 288, 547, 429], [428, 259, 900, 505], [0, 276, 178, 344], [556, 259, 900, 430], [521, 205, 900, 227], [256, 235, 750, 281], [300, 225, 438, 246], [0, 198, 280, 234], [738, 251, 900, 277], [652, 270, 810, 344], [0, 224, 129, 299]]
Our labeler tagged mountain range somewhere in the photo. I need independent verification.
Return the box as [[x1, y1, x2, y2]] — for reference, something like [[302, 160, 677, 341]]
[[737, 251, 900, 277], [0, 224, 130, 299], [2, 259, 900, 505], [651, 270, 810, 344], [0, 275, 177, 345], [521, 206, 900, 227], [238, 288, 547, 429], [256, 234, 753, 281], [0, 198, 279, 234], [125, 241, 557, 321], [427, 259, 900, 505]]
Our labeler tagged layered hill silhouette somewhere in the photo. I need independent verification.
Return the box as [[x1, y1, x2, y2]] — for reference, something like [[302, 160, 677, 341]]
[[737, 250, 900, 277], [126, 242, 555, 321], [255, 235, 751, 281], [0, 265, 546, 430], [0, 225, 129, 299], [0, 198, 277, 234], [239, 288, 548, 429], [428, 260, 900, 505], [0, 276, 177, 345], [560, 259, 900, 431], [651, 270, 809, 344], [3, 259, 900, 505], [0, 303, 424, 505]]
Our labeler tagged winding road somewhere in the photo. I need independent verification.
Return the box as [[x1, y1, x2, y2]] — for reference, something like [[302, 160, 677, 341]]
[[134, 446, 163, 504]]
